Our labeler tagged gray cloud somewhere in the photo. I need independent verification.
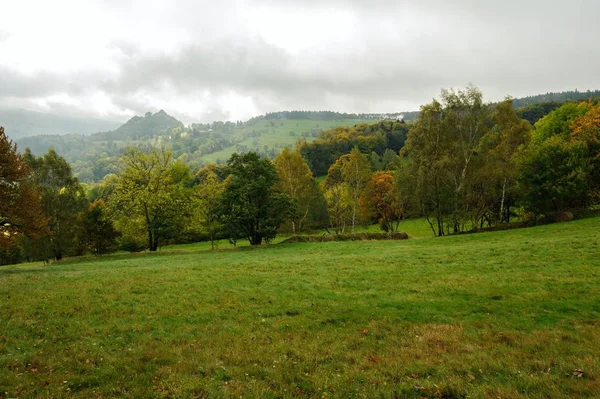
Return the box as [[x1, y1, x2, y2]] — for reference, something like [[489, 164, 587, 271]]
[[1, 0, 600, 123]]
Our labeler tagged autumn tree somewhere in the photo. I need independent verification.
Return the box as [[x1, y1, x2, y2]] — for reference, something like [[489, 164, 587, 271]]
[[273, 148, 322, 233], [323, 159, 353, 234], [217, 152, 294, 245], [360, 171, 404, 232], [340, 147, 372, 232], [0, 127, 48, 248]]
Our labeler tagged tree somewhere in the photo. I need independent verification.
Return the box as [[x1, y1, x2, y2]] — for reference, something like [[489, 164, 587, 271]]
[[273, 148, 318, 233], [399, 86, 492, 236], [324, 182, 353, 234], [323, 160, 353, 234], [570, 104, 600, 204], [217, 152, 294, 245], [399, 99, 451, 236], [479, 99, 531, 223], [517, 102, 599, 216], [340, 147, 372, 232], [518, 136, 590, 215], [360, 171, 404, 232], [193, 170, 227, 250], [23, 148, 87, 261], [110, 147, 192, 252], [0, 127, 48, 248], [79, 200, 120, 255]]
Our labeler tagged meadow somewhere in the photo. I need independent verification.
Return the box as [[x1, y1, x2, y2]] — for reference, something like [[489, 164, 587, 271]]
[[0, 216, 599, 398], [200, 118, 374, 164]]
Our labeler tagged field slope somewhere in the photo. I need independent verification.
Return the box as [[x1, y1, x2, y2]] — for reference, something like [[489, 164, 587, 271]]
[[1, 217, 599, 398]]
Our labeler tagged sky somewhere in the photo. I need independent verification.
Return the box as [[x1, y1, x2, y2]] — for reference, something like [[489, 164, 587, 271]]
[[1, 0, 599, 124]]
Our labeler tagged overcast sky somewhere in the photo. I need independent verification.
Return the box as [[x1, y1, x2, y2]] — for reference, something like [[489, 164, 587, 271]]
[[1, 0, 599, 124]]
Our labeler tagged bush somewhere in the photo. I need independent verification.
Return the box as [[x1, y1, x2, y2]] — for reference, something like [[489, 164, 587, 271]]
[[280, 231, 409, 244]]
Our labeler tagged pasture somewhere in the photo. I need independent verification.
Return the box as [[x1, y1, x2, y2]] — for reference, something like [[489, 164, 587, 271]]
[[1, 216, 599, 398]]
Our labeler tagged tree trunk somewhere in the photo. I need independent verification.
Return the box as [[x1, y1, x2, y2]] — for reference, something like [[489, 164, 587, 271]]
[[499, 177, 507, 223], [147, 228, 154, 252]]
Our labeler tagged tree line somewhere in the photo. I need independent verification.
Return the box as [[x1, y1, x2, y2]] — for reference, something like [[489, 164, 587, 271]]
[[2, 86, 599, 265]]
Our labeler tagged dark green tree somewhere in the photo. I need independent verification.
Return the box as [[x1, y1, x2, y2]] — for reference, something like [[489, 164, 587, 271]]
[[218, 152, 294, 245], [23, 148, 87, 261], [79, 200, 120, 255]]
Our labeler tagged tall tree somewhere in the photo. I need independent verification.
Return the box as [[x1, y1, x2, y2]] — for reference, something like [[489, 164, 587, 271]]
[[192, 170, 228, 250], [0, 127, 48, 248], [23, 148, 87, 260], [479, 99, 532, 223], [273, 148, 317, 233], [399, 86, 491, 235], [217, 152, 294, 245], [340, 147, 372, 232], [110, 147, 191, 251]]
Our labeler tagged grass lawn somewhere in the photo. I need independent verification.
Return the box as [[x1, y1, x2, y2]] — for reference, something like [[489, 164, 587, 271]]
[[1, 217, 599, 398]]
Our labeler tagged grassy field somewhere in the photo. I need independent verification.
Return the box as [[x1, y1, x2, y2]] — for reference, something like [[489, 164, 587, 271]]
[[1, 217, 599, 398], [200, 118, 374, 164]]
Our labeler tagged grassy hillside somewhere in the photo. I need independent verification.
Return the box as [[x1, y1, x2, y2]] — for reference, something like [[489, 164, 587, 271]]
[[1, 216, 599, 398], [199, 118, 373, 164]]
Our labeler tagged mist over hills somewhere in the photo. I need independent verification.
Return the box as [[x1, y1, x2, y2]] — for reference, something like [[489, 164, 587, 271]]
[[0, 109, 122, 140]]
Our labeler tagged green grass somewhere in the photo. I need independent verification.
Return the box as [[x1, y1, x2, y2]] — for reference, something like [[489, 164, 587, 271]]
[[200, 119, 373, 163], [1, 217, 599, 398]]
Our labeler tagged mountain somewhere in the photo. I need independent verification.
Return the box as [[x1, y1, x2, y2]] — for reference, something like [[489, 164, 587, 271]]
[[0, 108, 122, 140], [93, 110, 184, 141]]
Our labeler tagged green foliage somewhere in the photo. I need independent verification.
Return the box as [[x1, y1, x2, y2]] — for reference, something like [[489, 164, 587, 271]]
[[518, 133, 591, 215], [299, 120, 409, 176], [191, 170, 227, 249], [78, 200, 120, 255], [218, 152, 295, 245], [515, 101, 563, 125], [532, 101, 591, 144], [109, 147, 192, 251], [22, 148, 87, 261]]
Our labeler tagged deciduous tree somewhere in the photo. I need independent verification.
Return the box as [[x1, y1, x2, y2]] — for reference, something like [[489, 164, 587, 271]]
[[110, 147, 192, 251], [0, 127, 48, 248], [217, 152, 294, 245]]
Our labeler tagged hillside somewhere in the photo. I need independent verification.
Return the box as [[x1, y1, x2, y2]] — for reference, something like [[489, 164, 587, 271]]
[[0, 108, 121, 140], [17, 111, 382, 182], [1, 216, 598, 397], [12, 89, 600, 182]]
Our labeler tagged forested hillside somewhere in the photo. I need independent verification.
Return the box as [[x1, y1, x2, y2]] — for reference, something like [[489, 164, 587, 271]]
[[14, 90, 600, 183], [17, 111, 381, 182]]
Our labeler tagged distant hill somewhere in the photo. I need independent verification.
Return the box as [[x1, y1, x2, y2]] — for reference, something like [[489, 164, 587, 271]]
[[14, 89, 600, 183], [93, 110, 184, 141], [511, 90, 600, 108], [0, 108, 122, 140]]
